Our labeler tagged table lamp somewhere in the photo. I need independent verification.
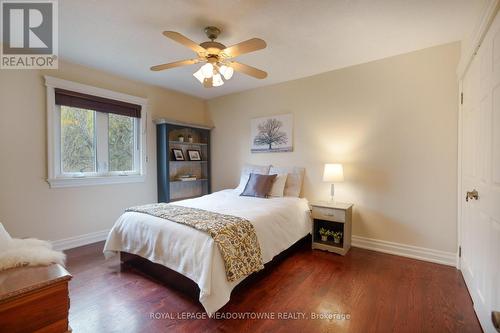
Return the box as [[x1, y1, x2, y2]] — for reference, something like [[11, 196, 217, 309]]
[[323, 163, 344, 201]]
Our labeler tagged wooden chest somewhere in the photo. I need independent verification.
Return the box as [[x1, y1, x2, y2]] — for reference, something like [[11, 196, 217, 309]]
[[0, 264, 72, 333]]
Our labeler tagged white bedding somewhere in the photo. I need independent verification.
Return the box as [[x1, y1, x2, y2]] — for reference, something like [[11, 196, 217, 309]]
[[103, 189, 311, 314]]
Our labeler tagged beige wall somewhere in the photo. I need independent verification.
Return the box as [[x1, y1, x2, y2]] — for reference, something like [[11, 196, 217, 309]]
[[0, 60, 207, 241], [0, 43, 460, 253], [208, 42, 460, 253]]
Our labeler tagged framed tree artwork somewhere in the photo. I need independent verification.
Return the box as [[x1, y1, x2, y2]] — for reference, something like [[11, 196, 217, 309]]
[[250, 114, 293, 153]]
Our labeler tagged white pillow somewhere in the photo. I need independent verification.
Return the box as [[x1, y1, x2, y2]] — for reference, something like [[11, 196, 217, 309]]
[[235, 164, 271, 193], [269, 166, 305, 197], [268, 174, 288, 197]]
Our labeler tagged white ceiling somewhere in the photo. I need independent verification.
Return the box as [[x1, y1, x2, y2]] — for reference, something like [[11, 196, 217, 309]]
[[60, 0, 486, 100]]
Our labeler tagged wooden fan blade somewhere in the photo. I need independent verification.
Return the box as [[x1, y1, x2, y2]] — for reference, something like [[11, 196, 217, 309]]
[[150, 58, 200, 71], [231, 62, 267, 79], [162, 31, 206, 54], [221, 38, 266, 58]]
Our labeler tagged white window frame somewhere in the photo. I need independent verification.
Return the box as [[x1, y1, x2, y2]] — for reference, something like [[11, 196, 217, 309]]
[[45, 76, 148, 188]]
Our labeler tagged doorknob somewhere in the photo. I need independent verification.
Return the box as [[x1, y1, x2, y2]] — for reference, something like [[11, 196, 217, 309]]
[[466, 189, 479, 202], [493, 311, 500, 332]]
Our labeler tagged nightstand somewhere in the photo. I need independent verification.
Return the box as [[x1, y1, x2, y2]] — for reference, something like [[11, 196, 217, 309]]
[[310, 201, 353, 255]]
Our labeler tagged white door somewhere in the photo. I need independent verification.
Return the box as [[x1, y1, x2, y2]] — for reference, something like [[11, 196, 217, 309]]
[[460, 9, 500, 333]]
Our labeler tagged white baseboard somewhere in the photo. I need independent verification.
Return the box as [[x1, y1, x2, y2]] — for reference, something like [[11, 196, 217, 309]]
[[51, 229, 109, 251], [50, 229, 456, 266], [351, 235, 456, 267]]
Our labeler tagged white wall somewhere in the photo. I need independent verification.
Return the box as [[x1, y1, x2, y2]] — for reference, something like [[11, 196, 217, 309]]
[[0, 60, 207, 242], [208, 42, 460, 253]]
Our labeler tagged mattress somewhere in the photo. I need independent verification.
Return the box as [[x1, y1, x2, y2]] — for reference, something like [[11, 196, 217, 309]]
[[103, 189, 311, 314]]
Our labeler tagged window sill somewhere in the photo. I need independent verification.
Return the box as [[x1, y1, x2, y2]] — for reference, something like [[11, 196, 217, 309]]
[[47, 174, 146, 188]]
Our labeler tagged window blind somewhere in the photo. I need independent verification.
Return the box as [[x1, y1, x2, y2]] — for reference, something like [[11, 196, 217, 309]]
[[54, 88, 141, 118]]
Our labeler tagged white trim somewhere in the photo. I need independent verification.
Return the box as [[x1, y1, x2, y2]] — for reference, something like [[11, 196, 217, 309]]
[[48, 174, 145, 188], [47, 83, 55, 181], [51, 230, 457, 264], [44, 76, 148, 105], [351, 235, 456, 267], [44, 76, 148, 188], [457, 79, 464, 269], [457, 0, 500, 79], [51, 229, 109, 251]]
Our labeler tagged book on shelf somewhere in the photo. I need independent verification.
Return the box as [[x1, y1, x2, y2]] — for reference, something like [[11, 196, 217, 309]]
[[177, 175, 197, 181]]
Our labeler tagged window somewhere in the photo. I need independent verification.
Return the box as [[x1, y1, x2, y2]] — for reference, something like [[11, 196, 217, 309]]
[[59, 105, 138, 175], [45, 76, 147, 188], [61, 106, 96, 173], [108, 113, 135, 172]]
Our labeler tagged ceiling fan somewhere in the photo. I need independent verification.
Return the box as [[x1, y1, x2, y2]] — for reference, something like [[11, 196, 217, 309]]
[[150, 26, 267, 88]]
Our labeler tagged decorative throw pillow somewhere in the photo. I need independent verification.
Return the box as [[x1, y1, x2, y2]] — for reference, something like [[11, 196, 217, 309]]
[[240, 173, 277, 198], [235, 164, 271, 193], [268, 173, 288, 197], [269, 166, 305, 197]]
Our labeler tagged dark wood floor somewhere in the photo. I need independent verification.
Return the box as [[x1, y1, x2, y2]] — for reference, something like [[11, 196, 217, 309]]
[[65, 241, 481, 333]]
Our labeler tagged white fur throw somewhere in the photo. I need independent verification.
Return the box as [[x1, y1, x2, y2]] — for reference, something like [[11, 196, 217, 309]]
[[0, 223, 66, 271]]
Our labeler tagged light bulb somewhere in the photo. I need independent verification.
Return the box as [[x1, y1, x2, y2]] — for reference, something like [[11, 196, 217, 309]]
[[212, 73, 224, 87], [200, 63, 214, 78], [193, 68, 205, 83], [219, 65, 234, 80]]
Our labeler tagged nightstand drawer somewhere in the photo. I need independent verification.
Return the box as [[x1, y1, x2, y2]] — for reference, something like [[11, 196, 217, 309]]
[[311, 206, 345, 222]]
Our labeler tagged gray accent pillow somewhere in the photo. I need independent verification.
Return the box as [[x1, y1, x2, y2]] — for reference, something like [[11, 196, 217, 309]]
[[240, 173, 277, 198], [235, 164, 271, 193]]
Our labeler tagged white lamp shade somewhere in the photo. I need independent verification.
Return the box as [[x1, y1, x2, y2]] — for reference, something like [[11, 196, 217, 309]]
[[212, 73, 224, 87], [200, 63, 214, 78], [219, 65, 234, 80], [323, 164, 344, 182], [193, 68, 205, 83]]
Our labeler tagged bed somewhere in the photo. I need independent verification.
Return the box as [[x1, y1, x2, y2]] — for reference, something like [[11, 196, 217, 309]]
[[103, 188, 311, 314]]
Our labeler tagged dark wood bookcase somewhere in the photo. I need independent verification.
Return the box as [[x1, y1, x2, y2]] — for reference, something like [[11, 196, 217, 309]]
[[156, 120, 212, 203]]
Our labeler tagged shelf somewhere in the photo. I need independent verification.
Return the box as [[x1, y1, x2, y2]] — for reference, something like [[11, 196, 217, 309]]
[[312, 241, 348, 255], [170, 195, 203, 202], [169, 141, 208, 146], [157, 122, 211, 203], [314, 238, 344, 249], [170, 178, 208, 183]]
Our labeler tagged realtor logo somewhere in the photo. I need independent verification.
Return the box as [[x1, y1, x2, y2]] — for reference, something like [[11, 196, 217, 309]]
[[1, 0, 58, 69]]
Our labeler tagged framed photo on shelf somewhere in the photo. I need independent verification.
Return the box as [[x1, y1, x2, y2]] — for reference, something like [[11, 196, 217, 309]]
[[187, 149, 202, 161], [171, 148, 185, 161]]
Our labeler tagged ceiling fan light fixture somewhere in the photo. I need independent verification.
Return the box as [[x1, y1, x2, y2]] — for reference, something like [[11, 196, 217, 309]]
[[219, 65, 234, 80], [200, 63, 214, 78], [212, 73, 224, 87], [152, 27, 268, 88], [193, 68, 205, 83], [203, 77, 213, 88]]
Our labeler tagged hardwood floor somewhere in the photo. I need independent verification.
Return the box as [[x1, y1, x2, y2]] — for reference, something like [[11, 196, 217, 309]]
[[65, 241, 481, 333]]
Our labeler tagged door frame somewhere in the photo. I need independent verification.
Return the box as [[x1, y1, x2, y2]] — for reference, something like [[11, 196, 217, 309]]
[[456, 0, 499, 270], [457, 78, 463, 269]]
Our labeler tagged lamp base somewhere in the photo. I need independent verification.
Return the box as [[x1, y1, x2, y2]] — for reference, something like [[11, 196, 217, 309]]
[[330, 183, 335, 202]]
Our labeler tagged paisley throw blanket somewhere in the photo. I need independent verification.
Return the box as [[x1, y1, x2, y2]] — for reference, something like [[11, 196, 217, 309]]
[[126, 203, 264, 282]]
